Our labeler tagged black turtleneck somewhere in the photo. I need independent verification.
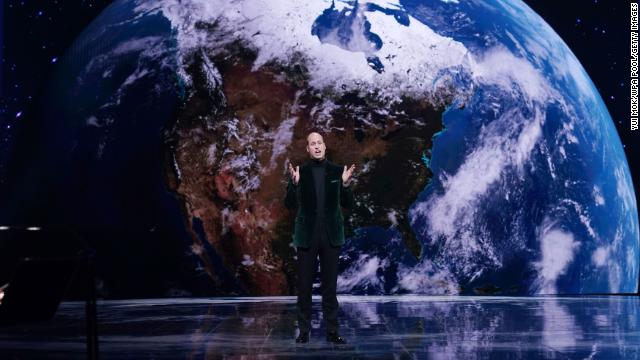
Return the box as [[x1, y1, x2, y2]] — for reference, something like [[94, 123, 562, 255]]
[[310, 157, 328, 243], [310, 157, 327, 219]]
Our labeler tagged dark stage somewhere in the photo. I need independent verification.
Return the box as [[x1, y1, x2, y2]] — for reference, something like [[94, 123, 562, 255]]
[[1, 295, 638, 359]]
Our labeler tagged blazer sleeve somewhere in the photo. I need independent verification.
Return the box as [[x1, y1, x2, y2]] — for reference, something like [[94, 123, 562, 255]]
[[284, 177, 298, 210], [340, 181, 355, 209]]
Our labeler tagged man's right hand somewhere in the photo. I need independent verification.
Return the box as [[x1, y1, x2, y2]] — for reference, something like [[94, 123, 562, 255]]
[[288, 163, 300, 185]]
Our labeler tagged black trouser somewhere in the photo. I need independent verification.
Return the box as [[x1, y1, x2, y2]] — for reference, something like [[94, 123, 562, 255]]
[[296, 222, 341, 334]]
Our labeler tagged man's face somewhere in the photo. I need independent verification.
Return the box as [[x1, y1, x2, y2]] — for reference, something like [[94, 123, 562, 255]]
[[306, 132, 326, 160]]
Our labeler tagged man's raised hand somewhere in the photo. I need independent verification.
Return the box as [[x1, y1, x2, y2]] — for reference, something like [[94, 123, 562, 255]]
[[342, 164, 355, 185], [288, 162, 300, 185]]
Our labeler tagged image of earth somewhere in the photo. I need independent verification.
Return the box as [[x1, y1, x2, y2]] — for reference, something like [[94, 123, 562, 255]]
[[8, 0, 638, 297]]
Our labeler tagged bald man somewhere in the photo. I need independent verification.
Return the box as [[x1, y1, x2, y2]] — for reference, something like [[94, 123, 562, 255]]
[[285, 132, 355, 344]]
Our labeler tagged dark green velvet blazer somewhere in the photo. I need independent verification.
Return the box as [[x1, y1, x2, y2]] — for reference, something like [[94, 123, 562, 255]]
[[284, 159, 355, 248]]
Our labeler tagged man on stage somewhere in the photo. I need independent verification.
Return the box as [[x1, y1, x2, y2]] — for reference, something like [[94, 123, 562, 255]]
[[285, 131, 355, 344]]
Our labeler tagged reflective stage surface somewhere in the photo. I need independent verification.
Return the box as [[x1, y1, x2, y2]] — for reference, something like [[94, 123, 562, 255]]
[[0, 296, 639, 359]]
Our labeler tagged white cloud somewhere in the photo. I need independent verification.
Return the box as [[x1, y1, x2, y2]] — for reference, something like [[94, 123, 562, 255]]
[[337, 254, 386, 292], [394, 259, 459, 294], [409, 106, 544, 279], [592, 185, 604, 206], [241, 254, 255, 266], [265, 115, 297, 173], [591, 246, 609, 267], [532, 217, 580, 294], [608, 262, 621, 293], [470, 46, 555, 106]]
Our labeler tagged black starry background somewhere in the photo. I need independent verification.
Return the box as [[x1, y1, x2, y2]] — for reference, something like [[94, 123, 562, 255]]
[[1, 1, 638, 220], [1, 0, 113, 187]]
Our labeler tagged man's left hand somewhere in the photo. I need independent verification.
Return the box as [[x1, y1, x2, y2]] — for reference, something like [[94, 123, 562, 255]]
[[342, 164, 356, 185]]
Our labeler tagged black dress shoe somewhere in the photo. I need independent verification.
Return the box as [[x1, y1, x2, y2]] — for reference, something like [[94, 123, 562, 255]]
[[295, 331, 309, 343], [326, 331, 347, 344]]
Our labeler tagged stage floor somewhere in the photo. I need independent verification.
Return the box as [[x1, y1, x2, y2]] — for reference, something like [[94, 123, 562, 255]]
[[0, 295, 638, 359]]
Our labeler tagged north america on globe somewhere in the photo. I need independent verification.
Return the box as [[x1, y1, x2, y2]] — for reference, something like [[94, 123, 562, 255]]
[[35, 0, 638, 297]]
